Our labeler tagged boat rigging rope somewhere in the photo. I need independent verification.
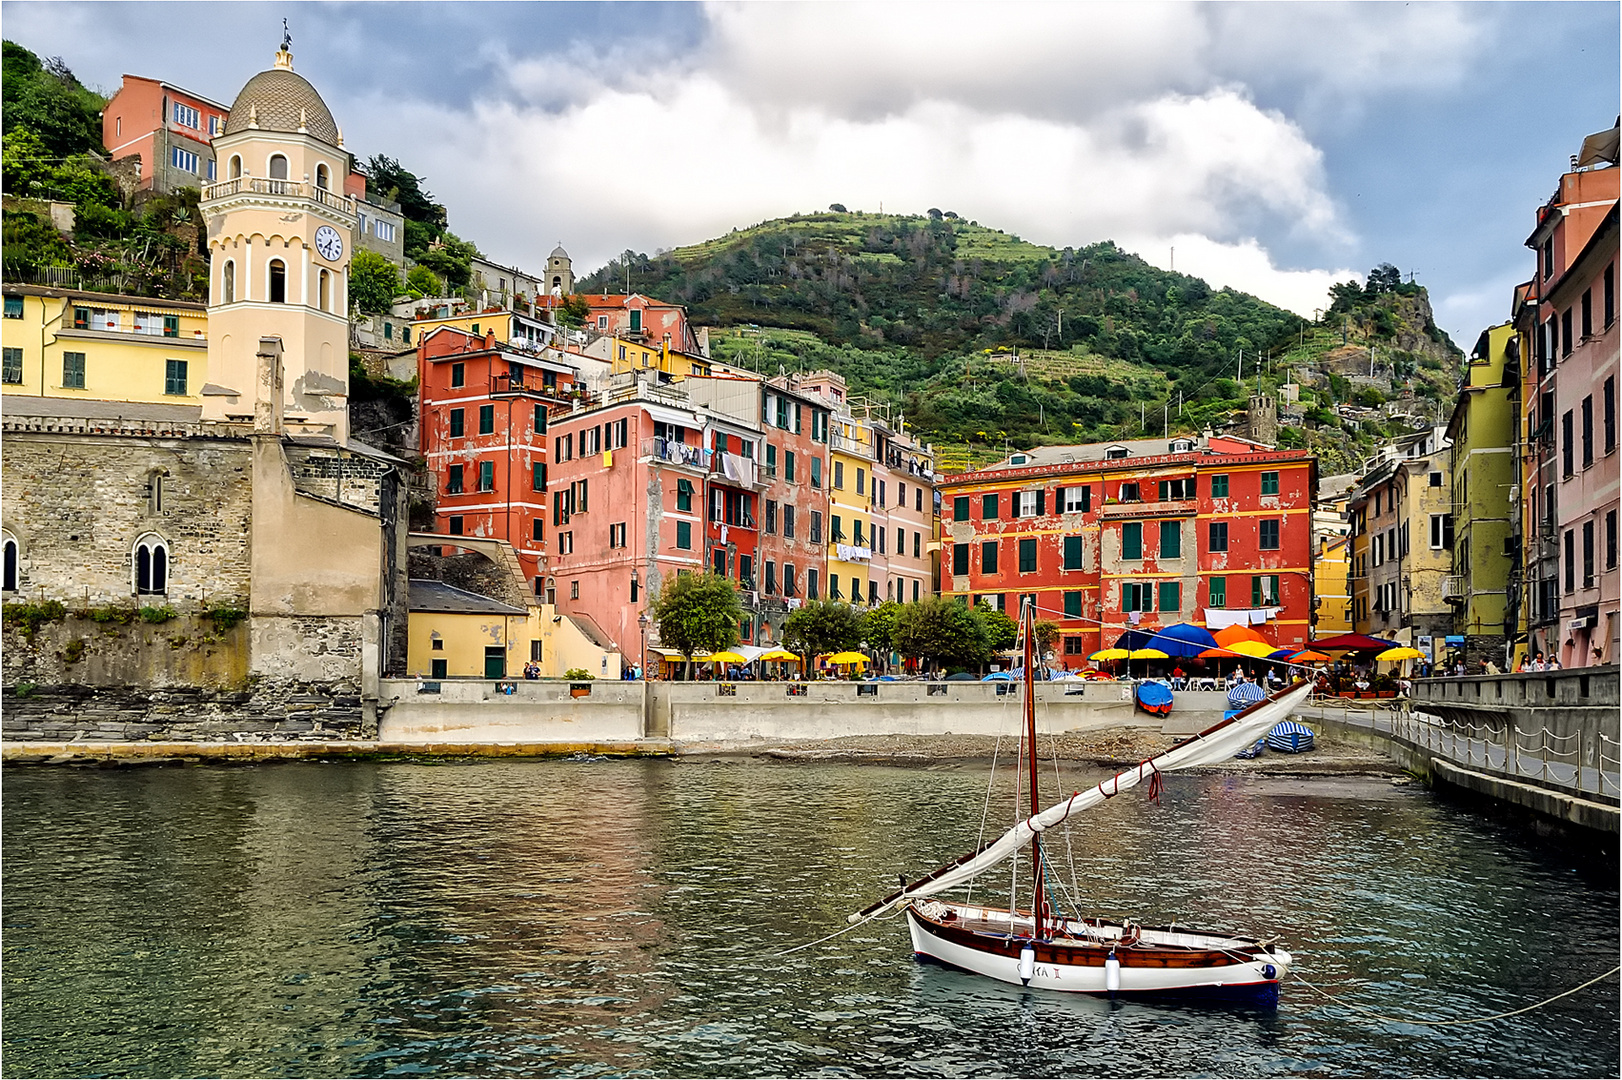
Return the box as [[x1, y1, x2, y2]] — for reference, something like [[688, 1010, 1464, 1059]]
[[771, 905, 904, 957], [1286, 964, 1621, 1026]]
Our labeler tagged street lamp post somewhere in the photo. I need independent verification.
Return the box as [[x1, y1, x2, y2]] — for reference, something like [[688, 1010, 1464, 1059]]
[[637, 610, 649, 681]]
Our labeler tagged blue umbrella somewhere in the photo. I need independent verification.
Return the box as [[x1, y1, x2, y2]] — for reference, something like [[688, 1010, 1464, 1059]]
[[1111, 629, 1158, 651], [1265, 648, 1297, 662], [1146, 623, 1220, 658], [1227, 681, 1268, 709], [981, 671, 1013, 681]]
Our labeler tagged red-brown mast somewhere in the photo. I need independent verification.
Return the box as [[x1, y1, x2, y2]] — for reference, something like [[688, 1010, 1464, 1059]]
[[1023, 598, 1045, 940]]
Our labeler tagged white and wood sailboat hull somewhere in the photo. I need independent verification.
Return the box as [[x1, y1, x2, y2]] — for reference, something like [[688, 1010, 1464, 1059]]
[[907, 901, 1291, 1002]]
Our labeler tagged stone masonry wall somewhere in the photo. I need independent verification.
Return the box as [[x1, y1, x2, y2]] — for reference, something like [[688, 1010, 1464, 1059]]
[[1, 430, 253, 608], [1, 614, 248, 688], [1, 681, 370, 742], [285, 445, 389, 514]]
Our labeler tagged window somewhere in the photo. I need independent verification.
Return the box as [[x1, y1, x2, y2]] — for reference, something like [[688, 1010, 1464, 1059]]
[[765, 500, 778, 534], [1607, 509, 1618, 571], [2, 296, 20, 319], [1429, 471, 1443, 487], [478, 461, 494, 492], [1159, 520, 1181, 558], [1158, 581, 1180, 612], [676, 478, 693, 512], [765, 444, 777, 477], [1118, 482, 1141, 502], [810, 457, 821, 488], [479, 404, 495, 435], [1564, 529, 1575, 593], [1251, 575, 1279, 606], [1122, 522, 1142, 560], [134, 535, 168, 595], [1018, 538, 1037, 573], [1105, 446, 1129, 460], [1208, 522, 1228, 553], [952, 543, 970, 576], [1260, 471, 1279, 496], [2, 347, 22, 384], [3, 536, 16, 592], [446, 465, 463, 494], [555, 433, 574, 462], [1209, 577, 1226, 607], [451, 362, 465, 388], [533, 404, 548, 435], [374, 220, 396, 242], [1429, 514, 1452, 550], [831, 514, 844, 543], [1605, 377, 1616, 454], [62, 352, 86, 389], [449, 515, 464, 536], [170, 146, 199, 173], [164, 359, 187, 396], [765, 562, 778, 595], [676, 521, 692, 550], [1259, 520, 1279, 550], [1582, 395, 1594, 468], [1062, 486, 1089, 513], [853, 520, 864, 546], [1607, 263, 1616, 328], [570, 581, 580, 601], [268, 154, 288, 180], [829, 574, 842, 600], [172, 102, 200, 128], [982, 540, 999, 574], [1063, 592, 1083, 618], [1561, 308, 1573, 356], [223, 260, 237, 302], [1210, 474, 1229, 498], [268, 259, 286, 303], [571, 478, 588, 512], [856, 467, 865, 495], [833, 461, 845, 489], [783, 450, 796, 483], [532, 518, 543, 543], [449, 409, 465, 438], [954, 496, 970, 521], [1063, 534, 1083, 570], [983, 493, 999, 520], [1582, 520, 1594, 586], [1016, 490, 1042, 517], [610, 522, 627, 549], [1122, 582, 1152, 612], [532, 462, 545, 491], [1156, 478, 1193, 501], [1582, 288, 1593, 339], [916, 488, 923, 512], [318, 269, 330, 312]]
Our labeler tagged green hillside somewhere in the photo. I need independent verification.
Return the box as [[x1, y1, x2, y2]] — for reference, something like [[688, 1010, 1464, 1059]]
[[582, 212, 1462, 470]]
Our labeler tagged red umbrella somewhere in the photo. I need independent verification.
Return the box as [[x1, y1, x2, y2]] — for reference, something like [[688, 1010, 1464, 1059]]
[[1309, 633, 1399, 651]]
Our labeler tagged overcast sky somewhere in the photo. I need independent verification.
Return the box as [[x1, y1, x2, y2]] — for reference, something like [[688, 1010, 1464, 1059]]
[[6, 1, 1617, 346]]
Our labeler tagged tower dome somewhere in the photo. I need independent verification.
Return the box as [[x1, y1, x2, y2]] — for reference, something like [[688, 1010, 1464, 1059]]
[[222, 50, 340, 146], [550, 244, 570, 260]]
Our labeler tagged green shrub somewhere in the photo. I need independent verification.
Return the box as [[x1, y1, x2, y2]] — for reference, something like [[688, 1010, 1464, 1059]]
[[13, 682, 37, 698], [204, 605, 247, 632], [62, 639, 85, 663], [3, 599, 67, 642], [85, 604, 136, 625], [564, 668, 592, 680], [138, 604, 177, 624]]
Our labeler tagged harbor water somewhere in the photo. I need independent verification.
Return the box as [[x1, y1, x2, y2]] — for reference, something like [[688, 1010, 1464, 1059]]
[[3, 758, 1617, 1077]]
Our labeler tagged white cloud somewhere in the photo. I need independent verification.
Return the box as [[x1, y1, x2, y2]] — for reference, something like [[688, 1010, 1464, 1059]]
[[1125, 234, 1359, 318]]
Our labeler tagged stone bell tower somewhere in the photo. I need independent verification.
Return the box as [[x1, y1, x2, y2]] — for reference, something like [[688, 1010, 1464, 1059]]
[[200, 39, 356, 442], [547, 243, 574, 297]]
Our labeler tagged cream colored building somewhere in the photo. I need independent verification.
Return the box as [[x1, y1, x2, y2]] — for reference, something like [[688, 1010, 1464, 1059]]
[[406, 579, 620, 680]]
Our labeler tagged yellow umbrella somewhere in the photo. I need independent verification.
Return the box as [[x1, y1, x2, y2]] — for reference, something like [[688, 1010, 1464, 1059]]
[[826, 650, 869, 666], [1223, 639, 1280, 659], [702, 650, 749, 664], [1128, 648, 1170, 660], [1089, 648, 1130, 662], [758, 648, 799, 662], [1376, 646, 1425, 662]]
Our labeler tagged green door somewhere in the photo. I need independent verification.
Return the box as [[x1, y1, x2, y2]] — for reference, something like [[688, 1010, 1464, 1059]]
[[431, 658, 448, 679], [484, 646, 506, 679]]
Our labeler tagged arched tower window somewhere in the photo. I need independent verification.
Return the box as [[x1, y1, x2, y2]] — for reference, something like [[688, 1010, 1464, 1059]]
[[315, 163, 329, 190], [223, 259, 235, 304], [268, 259, 286, 304], [2, 533, 18, 593], [268, 154, 289, 181], [229, 155, 243, 179], [134, 534, 169, 595], [319, 269, 330, 311]]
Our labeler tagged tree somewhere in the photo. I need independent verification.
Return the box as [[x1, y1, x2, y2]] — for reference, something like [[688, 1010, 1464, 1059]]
[[783, 599, 863, 660], [349, 250, 400, 314], [1033, 620, 1060, 659], [650, 571, 741, 677], [894, 597, 991, 672], [860, 600, 903, 657], [979, 604, 1018, 652], [416, 230, 478, 291], [556, 293, 591, 328], [405, 264, 441, 297], [2, 43, 105, 159], [828, 203, 847, 213], [363, 154, 447, 232]]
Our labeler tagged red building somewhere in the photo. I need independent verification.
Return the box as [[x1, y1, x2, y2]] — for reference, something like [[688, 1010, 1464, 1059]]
[[417, 326, 578, 586], [102, 74, 231, 192], [937, 435, 1317, 667], [577, 293, 706, 355]]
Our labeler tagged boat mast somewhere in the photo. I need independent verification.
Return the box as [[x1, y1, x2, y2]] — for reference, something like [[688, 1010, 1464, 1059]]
[[1023, 598, 1045, 940]]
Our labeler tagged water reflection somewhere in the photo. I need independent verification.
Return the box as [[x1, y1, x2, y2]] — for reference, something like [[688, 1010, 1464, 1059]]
[[3, 760, 1617, 1078]]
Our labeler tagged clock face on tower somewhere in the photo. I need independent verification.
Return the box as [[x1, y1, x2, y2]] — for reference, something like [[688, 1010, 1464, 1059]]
[[314, 225, 344, 262]]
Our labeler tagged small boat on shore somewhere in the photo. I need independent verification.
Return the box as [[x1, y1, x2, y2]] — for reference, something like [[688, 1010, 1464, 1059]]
[[851, 601, 1307, 1003], [1134, 680, 1174, 717]]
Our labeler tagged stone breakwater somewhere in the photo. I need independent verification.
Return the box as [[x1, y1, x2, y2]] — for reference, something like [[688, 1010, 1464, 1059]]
[[1, 682, 371, 743]]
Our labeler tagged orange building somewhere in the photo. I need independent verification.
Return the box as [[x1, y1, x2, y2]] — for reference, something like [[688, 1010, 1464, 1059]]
[[577, 294, 706, 355], [102, 75, 231, 192]]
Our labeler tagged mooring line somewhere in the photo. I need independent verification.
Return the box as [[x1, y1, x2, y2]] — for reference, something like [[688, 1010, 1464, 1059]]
[[1289, 964, 1621, 1026]]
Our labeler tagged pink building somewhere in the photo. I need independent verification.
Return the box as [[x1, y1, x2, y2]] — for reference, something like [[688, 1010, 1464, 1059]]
[[102, 75, 231, 192]]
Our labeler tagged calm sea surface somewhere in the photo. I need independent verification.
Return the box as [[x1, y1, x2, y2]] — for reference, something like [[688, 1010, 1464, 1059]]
[[3, 758, 1617, 1078]]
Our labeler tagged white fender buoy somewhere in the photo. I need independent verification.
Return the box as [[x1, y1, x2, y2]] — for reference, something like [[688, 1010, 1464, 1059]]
[[1018, 942, 1036, 985], [1105, 949, 1121, 994]]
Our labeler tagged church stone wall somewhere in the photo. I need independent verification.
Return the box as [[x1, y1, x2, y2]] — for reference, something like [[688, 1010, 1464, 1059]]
[[1, 430, 254, 608]]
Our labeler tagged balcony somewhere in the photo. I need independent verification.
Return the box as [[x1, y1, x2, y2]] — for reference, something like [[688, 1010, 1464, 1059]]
[[830, 430, 875, 460], [645, 437, 710, 472], [1101, 497, 1197, 520], [712, 451, 765, 489], [1442, 575, 1467, 603], [202, 177, 354, 215], [490, 372, 563, 398]]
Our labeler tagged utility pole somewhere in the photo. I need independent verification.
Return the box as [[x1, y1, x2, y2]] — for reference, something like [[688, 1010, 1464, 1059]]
[[1238, 348, 1243, 385]]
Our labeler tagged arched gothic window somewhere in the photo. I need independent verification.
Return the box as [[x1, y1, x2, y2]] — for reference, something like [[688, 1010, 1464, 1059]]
[[229, 155, 243, 179], [319, 269, 330, 312], [268, 154, 289, 181], [134, 534, 168, 595], [315, 163, 329, 190], [223, 259, 235, 304], [2, 534, 18, 593]]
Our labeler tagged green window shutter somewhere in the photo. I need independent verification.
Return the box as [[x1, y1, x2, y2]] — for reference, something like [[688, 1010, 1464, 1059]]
[[983, 493, 998, 519], [1261, 471, 1279, 495], [163, 314, 179, 337], [1063, 534, 1082, 570], [677, 521, 691, 550], [532, 462, 545, 491], [954, 496, 970, 521], [1157, 480, 1169, 502], [952, 543, 969, 576], [1160, 520, 1181, 558], [1209, 577, 1225, 607], [1063, 591, 1082, 617], [1036, 488, 1045, 515], [1080, 485, 1091, 512], [982, 541, 998, 574], [1122, 522, 1142, 560], [1211, 474, 1229, 498], [1158, 581, 1180, 612], [479, 404, 494, 434], [1018, 538, 1036, 572], [1252, 575, 1263, 606], [449, 409, 464, 437]]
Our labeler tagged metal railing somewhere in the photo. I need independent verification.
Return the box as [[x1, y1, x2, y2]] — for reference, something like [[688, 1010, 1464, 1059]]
[[645, 437, 709, 469], [202, 177, 355, 214]]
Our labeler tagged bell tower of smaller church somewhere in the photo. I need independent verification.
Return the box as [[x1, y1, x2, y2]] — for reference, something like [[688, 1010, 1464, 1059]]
[[547, 243, 574, 297], [201, 41, 356, 442]]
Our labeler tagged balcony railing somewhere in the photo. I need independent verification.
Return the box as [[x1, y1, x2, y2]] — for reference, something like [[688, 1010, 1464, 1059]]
[[490, 372, 562, 398], [202, 177, 354, 215], [1442, 575, 1466, 602], [830, 430, 875, 460], [645, 437, 710, 470], [712, 451, 762, 488]]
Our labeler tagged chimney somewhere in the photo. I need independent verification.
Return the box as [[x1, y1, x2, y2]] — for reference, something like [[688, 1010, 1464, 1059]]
[[254, 336, 285, 434]]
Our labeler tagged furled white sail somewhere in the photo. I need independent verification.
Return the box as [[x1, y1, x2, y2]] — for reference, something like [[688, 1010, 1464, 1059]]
[[851, 681, 1313, 922]]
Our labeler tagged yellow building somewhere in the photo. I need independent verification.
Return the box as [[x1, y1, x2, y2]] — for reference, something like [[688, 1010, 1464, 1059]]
[[1, 286, 208, 405], [406, 578, 622, 679], [1315, 534, 1352, 635], [826, 412, 876, 604]]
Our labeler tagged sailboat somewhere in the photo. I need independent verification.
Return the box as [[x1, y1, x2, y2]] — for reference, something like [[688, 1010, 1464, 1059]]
[[851, 600, 1309, 1002]]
